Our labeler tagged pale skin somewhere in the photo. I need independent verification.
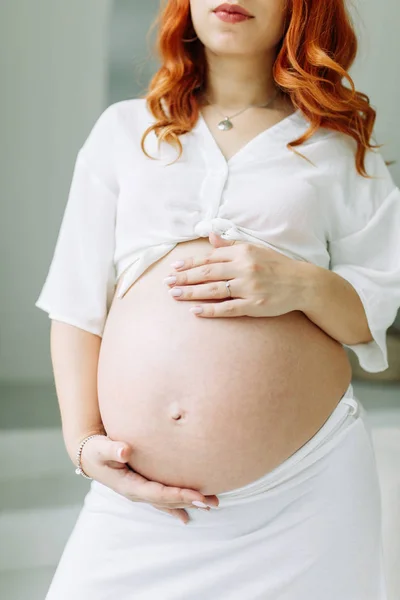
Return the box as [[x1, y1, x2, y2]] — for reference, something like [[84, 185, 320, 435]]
[[74, 0, 371, 526], [164, 233, 374, 347]]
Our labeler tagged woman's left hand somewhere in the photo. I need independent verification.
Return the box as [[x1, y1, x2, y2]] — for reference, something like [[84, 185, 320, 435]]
[[163, 232, 313, 318]]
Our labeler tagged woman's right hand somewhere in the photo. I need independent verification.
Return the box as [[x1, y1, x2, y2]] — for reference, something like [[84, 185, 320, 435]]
[[78, 435, 220, 524]]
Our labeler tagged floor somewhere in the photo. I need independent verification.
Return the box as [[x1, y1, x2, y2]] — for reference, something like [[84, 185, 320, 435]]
[[0, 380, 399, 600]]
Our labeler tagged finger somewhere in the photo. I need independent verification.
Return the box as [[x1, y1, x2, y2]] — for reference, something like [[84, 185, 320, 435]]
[[169, 280, 236, 302], [190, 299, 248, 318], [96, 437, 132, 464], [120, 469, 216, 508], [153, 506, 190, 524], [170, 243, 245, 272], [166, 262, 237, 287]]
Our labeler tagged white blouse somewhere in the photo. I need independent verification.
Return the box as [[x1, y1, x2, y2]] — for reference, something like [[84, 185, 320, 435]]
[[35, 98, 400, 373]]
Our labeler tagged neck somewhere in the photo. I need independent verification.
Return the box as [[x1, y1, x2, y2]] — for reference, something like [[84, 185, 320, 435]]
[[200, 47, 278, 110]]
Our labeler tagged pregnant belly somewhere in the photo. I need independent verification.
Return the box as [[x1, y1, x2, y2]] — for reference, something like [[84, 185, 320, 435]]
[[97, 238, 352, 496]]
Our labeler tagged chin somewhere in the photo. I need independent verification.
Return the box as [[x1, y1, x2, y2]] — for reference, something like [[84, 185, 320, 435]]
[[205, 36, 251, 55]]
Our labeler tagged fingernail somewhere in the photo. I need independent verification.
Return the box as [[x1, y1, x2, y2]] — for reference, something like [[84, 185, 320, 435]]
[[190, 306, 203, 314], [171, 260, 185, 269], [192, 501, 209, 508], [170, 288, 182, 297], [117, 447, 124, 459]]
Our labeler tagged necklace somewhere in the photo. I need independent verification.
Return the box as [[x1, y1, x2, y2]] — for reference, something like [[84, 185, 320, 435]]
[[203, 88, 280, 131]]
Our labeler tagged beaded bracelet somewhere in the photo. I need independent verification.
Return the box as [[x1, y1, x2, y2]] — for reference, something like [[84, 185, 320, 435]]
[[75, 433, 108, 479]]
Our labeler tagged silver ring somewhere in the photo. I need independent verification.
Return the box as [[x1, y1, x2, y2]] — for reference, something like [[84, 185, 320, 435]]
[[225, 281, 232, 298]]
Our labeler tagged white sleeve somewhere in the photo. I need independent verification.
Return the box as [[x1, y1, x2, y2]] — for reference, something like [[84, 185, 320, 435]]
[[35, 105, 118, 337], [328, 182, 400, 373]]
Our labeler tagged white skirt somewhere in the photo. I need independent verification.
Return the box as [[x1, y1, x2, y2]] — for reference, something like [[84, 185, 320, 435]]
[[45, 383, 388, 600]]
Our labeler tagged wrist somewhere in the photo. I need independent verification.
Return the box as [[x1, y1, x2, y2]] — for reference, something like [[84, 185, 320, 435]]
[[65, 427, 107, 466], [75, 433, 108, 479], [295, 261, 326, 313]]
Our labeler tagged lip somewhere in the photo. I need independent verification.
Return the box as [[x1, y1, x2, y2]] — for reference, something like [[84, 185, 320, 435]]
[[213, 4, 253, 17]]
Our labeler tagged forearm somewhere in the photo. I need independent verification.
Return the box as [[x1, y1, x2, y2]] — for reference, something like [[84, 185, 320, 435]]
[[297, 262, 374, 346], [50, 321, 107, 464]]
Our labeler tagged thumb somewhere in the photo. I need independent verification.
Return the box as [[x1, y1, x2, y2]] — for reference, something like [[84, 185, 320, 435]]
[[109, 440, 132, 463], [209, 232, 236, 248]]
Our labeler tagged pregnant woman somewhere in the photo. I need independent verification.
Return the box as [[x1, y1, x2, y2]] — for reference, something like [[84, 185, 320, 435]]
[[35, 1, 400, 598]]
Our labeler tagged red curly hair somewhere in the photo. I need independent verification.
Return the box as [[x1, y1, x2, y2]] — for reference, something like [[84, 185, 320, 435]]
[[140, 0, 378, 177]]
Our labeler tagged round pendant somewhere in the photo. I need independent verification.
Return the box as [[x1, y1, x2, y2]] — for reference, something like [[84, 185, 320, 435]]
[[218, 118, 233, 131]]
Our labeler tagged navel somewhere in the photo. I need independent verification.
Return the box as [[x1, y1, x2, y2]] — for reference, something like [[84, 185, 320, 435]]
[[167, 400, 187, 422]]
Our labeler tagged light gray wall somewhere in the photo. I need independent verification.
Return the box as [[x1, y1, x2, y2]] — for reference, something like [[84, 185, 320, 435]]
[[1, 0, 399, 384], [0, 0, 112, 382], [350, 0, 400, 184], [108, 0, 160, 104]]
